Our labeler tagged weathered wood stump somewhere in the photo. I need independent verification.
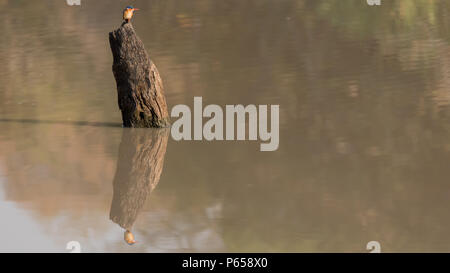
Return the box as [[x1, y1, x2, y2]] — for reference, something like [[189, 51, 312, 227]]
[[109, 23, 170, 128], [110, 128, 169, 230]]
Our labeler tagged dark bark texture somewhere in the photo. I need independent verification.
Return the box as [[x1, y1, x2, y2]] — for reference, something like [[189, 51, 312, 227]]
[[109, 23, 170, 128], [110, 128, 169, 230]]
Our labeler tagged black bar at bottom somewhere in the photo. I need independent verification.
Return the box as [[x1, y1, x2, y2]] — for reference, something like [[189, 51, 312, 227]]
[[1, 253, 448, 272]]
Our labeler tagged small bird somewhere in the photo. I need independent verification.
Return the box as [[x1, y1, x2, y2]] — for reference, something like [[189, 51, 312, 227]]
[[123, 6, 139, 23], [124, 230, 137, 245]]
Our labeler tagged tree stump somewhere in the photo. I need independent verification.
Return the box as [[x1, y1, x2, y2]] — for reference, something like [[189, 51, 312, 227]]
[[109, 23, 170, 128], [110, 128, 170, 230]]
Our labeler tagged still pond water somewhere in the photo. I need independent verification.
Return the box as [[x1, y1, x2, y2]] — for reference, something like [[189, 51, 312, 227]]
[[1, 0, 450, 252]]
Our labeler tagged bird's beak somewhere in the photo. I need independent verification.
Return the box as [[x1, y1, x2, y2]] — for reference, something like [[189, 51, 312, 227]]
[[134, 8, 139, 11]]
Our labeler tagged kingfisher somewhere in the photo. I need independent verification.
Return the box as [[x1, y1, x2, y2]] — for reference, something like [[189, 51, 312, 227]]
[[123, 6, 139, 23], [124, 230, 136, 245]]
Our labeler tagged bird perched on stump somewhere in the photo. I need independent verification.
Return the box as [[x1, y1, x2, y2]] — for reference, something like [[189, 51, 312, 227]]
[[123, 6, 139, 23]]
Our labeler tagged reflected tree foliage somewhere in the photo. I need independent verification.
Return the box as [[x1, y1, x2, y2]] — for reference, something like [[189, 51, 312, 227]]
[[1, 0, 450, 252]]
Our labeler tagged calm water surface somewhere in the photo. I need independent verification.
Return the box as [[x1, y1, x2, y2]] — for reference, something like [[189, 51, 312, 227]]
[[1, 0, 450, 252]]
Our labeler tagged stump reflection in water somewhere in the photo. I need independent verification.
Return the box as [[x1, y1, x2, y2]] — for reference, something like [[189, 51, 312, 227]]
[[109, 128, 169, 242]]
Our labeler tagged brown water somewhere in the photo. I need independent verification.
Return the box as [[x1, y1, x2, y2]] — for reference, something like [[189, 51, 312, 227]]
[[1, 0, 450, 252]]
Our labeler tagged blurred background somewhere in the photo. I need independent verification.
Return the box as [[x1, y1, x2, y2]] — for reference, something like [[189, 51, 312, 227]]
[[1, 0, 450, 252]]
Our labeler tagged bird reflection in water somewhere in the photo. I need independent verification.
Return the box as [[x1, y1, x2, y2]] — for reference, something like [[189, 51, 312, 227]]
[[109, 128, 170, 245]]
